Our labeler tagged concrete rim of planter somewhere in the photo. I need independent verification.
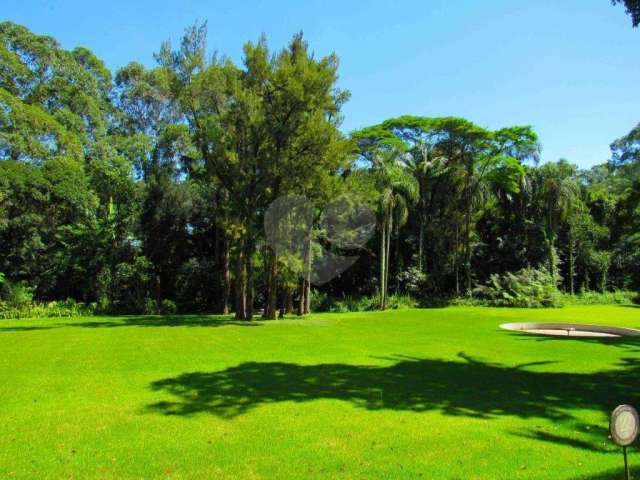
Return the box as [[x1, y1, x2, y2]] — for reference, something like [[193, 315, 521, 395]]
[[500, 322, 640, 338]]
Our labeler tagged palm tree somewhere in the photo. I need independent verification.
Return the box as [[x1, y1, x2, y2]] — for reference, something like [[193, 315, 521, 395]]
[[538, 161, 580, 282], [372, 150, 419, 309], [404, 142, 448, 274]]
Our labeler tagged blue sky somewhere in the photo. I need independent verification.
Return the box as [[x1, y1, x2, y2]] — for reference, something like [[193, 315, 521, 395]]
[[4, 0, 639, 168]]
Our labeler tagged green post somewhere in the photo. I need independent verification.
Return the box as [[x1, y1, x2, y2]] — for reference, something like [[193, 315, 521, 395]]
[[624, 446, 630, 480]]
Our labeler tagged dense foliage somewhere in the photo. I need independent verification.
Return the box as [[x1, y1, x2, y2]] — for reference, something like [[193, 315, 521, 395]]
[[1, 21, 640, 318], [473, 267, 562, 308], [613, 0, 640, 26]]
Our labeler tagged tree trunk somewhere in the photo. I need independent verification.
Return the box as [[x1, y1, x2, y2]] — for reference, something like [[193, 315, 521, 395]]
[[286, 287, 294, 313], [598, 257, 609, 293], [418, 205, 424, 273], [379, 216, 386, 309], [454, 222, 460, 296], [297, 278, 305, 316], [234, 243, 247, 320], [263, 249, 278, 320], [547, 233, 557, 281], [304, 235, 312, 314], [584, 268, 590, 292], [464, 201, 472, 295], [461, 155, 473, 296], [279, 287, 286, 319], [297, 231, 313, 315], [222, 236, 230, 314], [546, 202, 558, 281], [384, 205, 393, 309], [155, 273, 162, 313], [394, 210, 400, 294], [568, 231, 575, 295], [245, 239, 254, 320]]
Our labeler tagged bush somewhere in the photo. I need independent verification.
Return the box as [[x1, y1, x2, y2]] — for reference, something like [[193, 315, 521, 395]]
[[309, 290, 331, 312], [561, 290, 637, 305], [386, 294, 419, 310], [115, 257, 154, 314], [0, 274, 95, 319], [473, 267, 562, 308], [97, 257, 153, 314], [398, 267, 428, 296], [143, 298, 157, 315], [311, 293, 417, 313], [0, 279, 33, 307], [160, 299, 177, 315], [0, 298, 95, 320]]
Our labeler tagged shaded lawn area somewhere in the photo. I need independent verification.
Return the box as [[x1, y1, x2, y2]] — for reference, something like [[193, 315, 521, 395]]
[[1, 306, 640, 479]]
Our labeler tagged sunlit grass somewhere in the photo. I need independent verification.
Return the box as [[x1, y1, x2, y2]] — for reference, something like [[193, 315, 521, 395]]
[[1, 305, 639, 479]]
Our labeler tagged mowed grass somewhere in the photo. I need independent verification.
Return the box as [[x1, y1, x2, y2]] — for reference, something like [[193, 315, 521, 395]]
[[1, 306, 640, 479]]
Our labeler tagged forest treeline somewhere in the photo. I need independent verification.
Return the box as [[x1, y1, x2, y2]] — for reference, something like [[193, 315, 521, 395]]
[[1, 21, 640, 319]]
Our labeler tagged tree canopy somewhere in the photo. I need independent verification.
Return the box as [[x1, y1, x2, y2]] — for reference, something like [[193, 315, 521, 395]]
[[1, 21, 640, 318], [613, 0, 640, 27]]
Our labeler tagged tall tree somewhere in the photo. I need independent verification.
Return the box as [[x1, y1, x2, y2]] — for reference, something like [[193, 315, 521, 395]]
[[373, 152, 418, 309], [613, 0, 640, 26], [354, 117, 538, 295], [534, 160, 580, 281], [157, 25, 350, 319]]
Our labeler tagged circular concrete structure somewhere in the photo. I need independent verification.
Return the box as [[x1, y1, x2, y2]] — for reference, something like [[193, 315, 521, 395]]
[[500, 322, 640, 338]]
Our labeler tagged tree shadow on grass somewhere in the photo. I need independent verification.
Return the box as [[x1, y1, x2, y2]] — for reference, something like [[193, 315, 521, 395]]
[[504, 331, 640, 354], [512, 427, 612, 453], [62, 315, 264, 329], [568, 468, 637, 480], [0, 325, 55, 331], [146, 352, 640, 423], [0, 315, 263, 331]]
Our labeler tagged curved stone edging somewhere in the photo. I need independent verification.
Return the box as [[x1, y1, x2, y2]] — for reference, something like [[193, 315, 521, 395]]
[[500, 322, 640, 338]]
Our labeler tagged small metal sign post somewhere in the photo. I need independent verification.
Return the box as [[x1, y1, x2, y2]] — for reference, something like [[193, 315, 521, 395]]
[[610, 405, 639, 480]]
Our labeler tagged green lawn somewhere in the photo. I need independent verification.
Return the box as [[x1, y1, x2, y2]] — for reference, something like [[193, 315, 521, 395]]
[[1, 306, 640, 479]]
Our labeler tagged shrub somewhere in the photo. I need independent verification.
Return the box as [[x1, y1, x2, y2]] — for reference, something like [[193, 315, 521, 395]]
[[309, 290, 331, 312], [0, 279, 33, 307], [143, 298, 157, 315], [311, 293, 417, 313], [386, 294, 419, 310], [330, 295, 376, 312], [561, 290, 637, 305], [116, 257, 154, 313], [98, 257, 153, 314], [398, 267, 428, 296], [0, 298, 95, 320], [160, 299, 177, 315], [0, 274, 95, 319], [473, 267, 563, 308]]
